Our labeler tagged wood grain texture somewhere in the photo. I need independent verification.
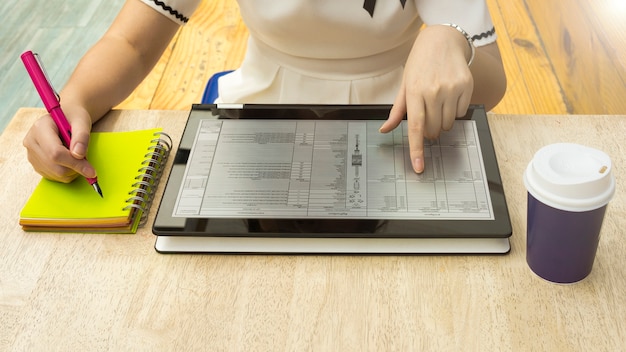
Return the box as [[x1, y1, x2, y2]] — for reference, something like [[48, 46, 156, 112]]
[[523, 0, 626, 114], [1, 108, 625, 351], [486, 0, 568, 114]]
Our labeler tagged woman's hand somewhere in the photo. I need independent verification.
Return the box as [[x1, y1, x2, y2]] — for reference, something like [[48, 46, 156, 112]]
[[380, 24, 474, 173], [23, 103, 95, 183]]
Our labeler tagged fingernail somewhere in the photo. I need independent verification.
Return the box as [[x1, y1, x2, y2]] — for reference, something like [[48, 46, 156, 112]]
[[72, 142, 87, 158], [413, 157, 424, 173]]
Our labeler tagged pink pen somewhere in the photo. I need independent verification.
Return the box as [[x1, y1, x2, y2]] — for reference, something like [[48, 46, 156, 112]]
[[21, 50, 103, 197]]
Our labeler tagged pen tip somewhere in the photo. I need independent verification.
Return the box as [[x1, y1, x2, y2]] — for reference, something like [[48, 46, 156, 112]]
[[93, 182, 104, 198]]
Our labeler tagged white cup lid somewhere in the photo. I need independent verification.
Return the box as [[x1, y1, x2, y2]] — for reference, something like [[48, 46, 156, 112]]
[[524, 143, 615, 211]]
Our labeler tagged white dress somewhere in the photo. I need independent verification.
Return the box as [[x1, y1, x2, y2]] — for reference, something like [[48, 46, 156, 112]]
[[140, 0, 497, 104]]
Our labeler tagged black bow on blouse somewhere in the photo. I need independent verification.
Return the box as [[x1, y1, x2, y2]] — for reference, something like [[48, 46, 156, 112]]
[[363, 0, 407, 17]]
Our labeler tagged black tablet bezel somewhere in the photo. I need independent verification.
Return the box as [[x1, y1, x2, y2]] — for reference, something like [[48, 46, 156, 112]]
[[152, 104, 512, 239]]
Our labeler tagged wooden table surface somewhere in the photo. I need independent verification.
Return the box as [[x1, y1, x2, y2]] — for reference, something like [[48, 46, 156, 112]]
[[1, 108, 625, 351]]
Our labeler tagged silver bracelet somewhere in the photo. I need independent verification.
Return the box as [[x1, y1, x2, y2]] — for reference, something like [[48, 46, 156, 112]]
[[441, 23, 475, 67]]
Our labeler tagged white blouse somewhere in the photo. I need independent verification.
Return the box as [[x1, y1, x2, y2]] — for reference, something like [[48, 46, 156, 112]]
[[140, 0, 497, 104]]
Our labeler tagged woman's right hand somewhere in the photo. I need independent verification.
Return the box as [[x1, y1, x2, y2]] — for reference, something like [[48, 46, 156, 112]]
[[22, 0, 182, 182], [23, 104, 96, 183]]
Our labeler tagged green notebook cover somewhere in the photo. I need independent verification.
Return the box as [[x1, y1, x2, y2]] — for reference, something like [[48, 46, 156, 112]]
[[20, 128, 169, 233]]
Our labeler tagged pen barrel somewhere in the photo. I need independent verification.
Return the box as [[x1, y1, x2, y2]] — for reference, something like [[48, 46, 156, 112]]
[[20, 51, 60, 111], [49, 108, 73, 147]]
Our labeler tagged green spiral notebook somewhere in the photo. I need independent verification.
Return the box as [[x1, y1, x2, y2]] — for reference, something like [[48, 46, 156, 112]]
[[20, 128, 171, 233]]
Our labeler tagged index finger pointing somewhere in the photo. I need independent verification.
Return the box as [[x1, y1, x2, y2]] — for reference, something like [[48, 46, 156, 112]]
[[406, 98, 426, 174]]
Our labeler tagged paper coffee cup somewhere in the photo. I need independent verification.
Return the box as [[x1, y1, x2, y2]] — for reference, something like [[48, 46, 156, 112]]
[[523, 143, 615, 283]]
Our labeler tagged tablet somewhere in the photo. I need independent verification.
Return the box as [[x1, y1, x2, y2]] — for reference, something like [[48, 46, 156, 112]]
[[153, 104, 512, 254]]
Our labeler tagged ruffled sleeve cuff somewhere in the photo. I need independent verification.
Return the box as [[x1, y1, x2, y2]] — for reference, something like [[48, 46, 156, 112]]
[[140, 0, 201, 25], [415, 0, 497, 47]]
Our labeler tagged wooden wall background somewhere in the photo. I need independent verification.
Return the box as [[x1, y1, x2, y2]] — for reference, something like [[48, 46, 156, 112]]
[[2, 0, 625, 133]]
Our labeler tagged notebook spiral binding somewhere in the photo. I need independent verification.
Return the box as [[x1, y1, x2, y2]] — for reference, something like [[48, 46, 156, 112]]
[[123, 131, 173, 226]]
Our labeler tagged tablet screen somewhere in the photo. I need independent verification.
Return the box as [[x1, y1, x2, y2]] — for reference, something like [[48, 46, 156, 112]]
[[153, 104, 511, 239]]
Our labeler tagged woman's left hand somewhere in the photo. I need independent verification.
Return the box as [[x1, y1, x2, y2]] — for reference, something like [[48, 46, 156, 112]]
[[380, 24, 474, 173]]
